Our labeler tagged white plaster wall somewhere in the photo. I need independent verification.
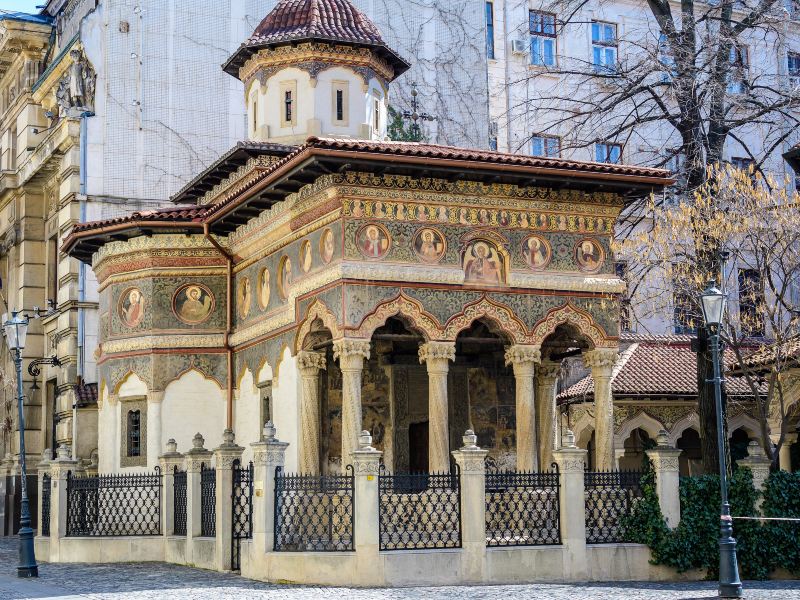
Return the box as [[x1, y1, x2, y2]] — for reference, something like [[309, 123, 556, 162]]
[[161, 370, 226, 455], [234, 369, 262, 463], [97, 386, 115, 473], [314, 67, 371, 138], [262, 68, 315, 143], [271, 348, 300, 473]]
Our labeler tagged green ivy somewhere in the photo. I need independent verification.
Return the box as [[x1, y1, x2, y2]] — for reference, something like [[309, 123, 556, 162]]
[[622, 459, 799, 580]]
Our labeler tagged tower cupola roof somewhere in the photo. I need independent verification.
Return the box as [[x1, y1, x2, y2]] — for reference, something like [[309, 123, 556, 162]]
[[223, 0, 409, 80]]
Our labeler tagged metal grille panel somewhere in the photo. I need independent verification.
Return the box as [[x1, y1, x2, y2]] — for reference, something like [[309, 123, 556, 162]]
[[200, 464, 216, 537], [485, 467, 560, 547], [173, 467, 187, 537], [41, 473, 51, 537], [66, 468, 161, 537], [584, 470, 644, 543], [231, 459, 253, 571], [378, 467, 461, 551], [274, 466, 354, 552]]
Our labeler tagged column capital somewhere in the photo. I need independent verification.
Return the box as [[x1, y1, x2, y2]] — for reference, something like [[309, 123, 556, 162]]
[[784, 433, 798, 445], [333, 338, 371, 370], [296, 350, 327, 375], [537, 360, 561, 381], [148, 390, 165, 404], [583, 348, 619, 370], [418, 340, 456, 372], [504, 344, 541, 374]]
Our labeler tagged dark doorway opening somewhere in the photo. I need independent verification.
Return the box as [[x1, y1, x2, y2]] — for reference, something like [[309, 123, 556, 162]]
[[409, 421, 429, 473]]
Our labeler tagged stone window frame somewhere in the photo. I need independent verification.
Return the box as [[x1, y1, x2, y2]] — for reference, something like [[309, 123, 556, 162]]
[[331, 80, 349, 127], [280, 80, 298, 128], [120, 395, 147, 468]]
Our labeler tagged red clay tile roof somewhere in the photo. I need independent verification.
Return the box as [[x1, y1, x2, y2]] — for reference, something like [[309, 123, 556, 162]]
[[74, 382, 98, 407], [559, 338, 762, 402], [69, 206, 208, 235], [734, 338, 800, 372]]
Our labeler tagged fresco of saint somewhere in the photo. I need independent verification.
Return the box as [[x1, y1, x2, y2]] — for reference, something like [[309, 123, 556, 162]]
[[120, 288, 145, 327], [174, 284, 214, 324], [463, 241, 504, 285]]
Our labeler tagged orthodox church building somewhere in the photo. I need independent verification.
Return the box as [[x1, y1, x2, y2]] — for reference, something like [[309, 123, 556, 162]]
[[64, 0, 671, 476]]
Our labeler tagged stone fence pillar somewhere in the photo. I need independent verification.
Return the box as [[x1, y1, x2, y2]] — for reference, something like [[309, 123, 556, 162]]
[[251, 422, 288, 554], [214, 428, 244, 571], [552, 430, 587, 580], [185, 433, 212, 564], [159, 439, 185, 537], [739, 440, 772, 512], [452, 429, 488, 583], [36, 450, 51, 537], [353, 430, 382, 585], [47, 445, 79, 563], [645, 430, 682, 529]]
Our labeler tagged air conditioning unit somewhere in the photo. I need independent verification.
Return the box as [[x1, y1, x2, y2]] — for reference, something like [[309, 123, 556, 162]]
[[511, 39, 528, 55]]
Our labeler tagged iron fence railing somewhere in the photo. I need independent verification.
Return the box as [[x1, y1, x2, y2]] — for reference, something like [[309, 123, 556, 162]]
[[584, 469, 644, 543], [231, 459, 253, 571], [200, 463, 216, 537], [40, 473, 51, 537], [485, 466, 560, 547], [173, 467, 187, 537], [274, 466, 354, 552], [378, 466, 461, 551], [66, 468, 161, 537]]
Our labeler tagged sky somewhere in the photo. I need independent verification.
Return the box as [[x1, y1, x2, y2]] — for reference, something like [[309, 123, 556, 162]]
[[0, 0, 44, 14]]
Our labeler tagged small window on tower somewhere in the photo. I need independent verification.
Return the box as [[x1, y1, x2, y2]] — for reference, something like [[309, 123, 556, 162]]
[[285, 91, 293, 123], [331, 81, 349, 126], [374, 98, 380, 131], [336, 91, 343, 121], [252, 98, 258, 133], [127, 410, 141, 457], [280, 81, 297, 127]]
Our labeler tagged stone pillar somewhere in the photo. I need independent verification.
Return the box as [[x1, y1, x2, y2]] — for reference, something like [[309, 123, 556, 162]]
[[251, 422, 288, 554], [739, 440, 773, 511], [645, 430, 682, 529], [779, 433, 796, 472], [296, 351, 326, 475], [184, 433, 212, 563], [213, 428, 245, 571], [505, 345, 541, 472], [159, 439, 185, 537], [48, 445, 79, 562], [333, 339, 371, 465], [451, 430, 488, 582], [419, 341, 456, 473], [583, 348, 618, 471], [536, 361, 560, 470], [552, 430, 588, 580], [36, 449, 50, 536], [353, 430, 382, 585], [148, 390, 165, 470]]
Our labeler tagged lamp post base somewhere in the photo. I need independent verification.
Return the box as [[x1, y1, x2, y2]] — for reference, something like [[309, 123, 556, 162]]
[[17, 523, 39, 578], [718, 521, 742, 598]]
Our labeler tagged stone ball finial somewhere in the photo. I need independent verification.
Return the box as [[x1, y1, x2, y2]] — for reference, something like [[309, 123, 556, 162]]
[[358, 430, 373, 450], [462, 429, 479, 450], [166, 439, 178, 454], [192, 433, 205, 449], [657, 429, 670, 447], [562, 429, 576, 449], [263, 421, 276, 442], [222, 428, 235, 445], [747, 440, 765, 458], [56, 444, 71, 460]]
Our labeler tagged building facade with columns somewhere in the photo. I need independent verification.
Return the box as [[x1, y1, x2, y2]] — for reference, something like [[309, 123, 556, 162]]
[[63, 0, 670, 476]]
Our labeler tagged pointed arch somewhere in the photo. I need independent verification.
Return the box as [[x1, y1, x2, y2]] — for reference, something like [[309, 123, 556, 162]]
[[351, 293, 440, 341], [573, 411, 595, 450], [162, 366, 225, 392], [113, 371, 148, 397], [667, 412, 701, 446], [294, 300, 341, 354], [728, 411, 760, 438], [443, 296, 528, 343], [531, 302, 612, 348], [615, 410, 665, 447]]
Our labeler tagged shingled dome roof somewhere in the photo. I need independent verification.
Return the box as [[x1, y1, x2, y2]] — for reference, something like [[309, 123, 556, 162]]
[[223, 0, 410, 79]]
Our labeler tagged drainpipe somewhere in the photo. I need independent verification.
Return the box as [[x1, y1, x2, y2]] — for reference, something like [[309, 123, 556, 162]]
[[203, 223, 234, 429]]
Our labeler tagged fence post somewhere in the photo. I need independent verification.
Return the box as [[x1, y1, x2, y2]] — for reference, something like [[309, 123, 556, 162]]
[[213, 428, 244, 571], [645, 430, 682, 529], [251, 421, 288, 554], [552, 429, 587, 581], [159, 439, 185, 536], [185, 433, 212, 565], [48, 445, 79, 563], [451, 429, 488, 583], [739, 440, 772, 512], [352, 430, 382, 582], [36, 450, 50, 536]]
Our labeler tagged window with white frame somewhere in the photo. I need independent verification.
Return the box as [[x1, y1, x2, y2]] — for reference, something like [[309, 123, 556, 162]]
[[595, 141, 622, 163], [530, 11, 556, 66], [531, 134, 560, 157], [727, 45, 749, 94], [591, 21, 618, 73]]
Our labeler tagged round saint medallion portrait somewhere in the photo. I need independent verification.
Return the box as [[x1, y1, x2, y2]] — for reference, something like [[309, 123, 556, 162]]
[[278, 255, 293, 301], [412, 227, 446, 264], [173, 284, 215, 325], [118, 287, 145, 328], [237, 276, 252, 319], [575, 238, 605, 273], [522, 235, 552, 271], [319, 228, 335, 264], [257, 267, 270, 311], [356, 223, 391, 260], [300, 240, 313, 274]]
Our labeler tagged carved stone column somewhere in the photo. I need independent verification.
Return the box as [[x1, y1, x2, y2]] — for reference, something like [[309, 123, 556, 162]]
[[296, 351, 326, 475], [552, 430, 588, 580], [419, 341, 456, 473], [645, 431, 682, 529], [779, 433, 797, 472], [739, 441, 773, 511], [333, 339, 371, 465], [536, 361, 560, 470], [505, 345, 541, 472], [584, 348, 619, 471]]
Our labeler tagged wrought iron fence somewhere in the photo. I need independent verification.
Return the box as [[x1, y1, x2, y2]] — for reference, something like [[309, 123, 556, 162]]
[[66, 468, 161, 537], [40, 473, 51, 537], [485, 466, 560, 547], [173, 467, 187, 537], [584, 469, 644, 543], [378, 466, 461, 551], [274, 466, 354, 552], [231, 459, 253, 571], [200, 463, 216, 537]]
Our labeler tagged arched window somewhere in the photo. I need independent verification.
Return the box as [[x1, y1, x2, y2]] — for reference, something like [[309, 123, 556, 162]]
[[127, 409, 141, 457]]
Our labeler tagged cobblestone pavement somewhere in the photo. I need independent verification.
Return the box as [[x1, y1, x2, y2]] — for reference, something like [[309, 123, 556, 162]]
[[1, 538, 798, 599]]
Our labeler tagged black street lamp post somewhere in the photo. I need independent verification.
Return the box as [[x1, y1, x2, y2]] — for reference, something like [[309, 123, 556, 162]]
[[700, 282, 743, 599]]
